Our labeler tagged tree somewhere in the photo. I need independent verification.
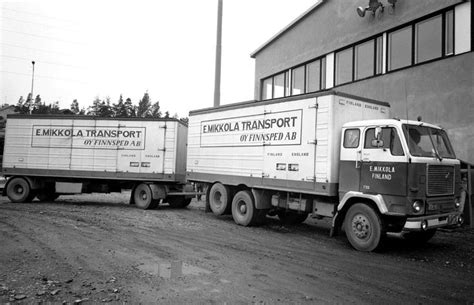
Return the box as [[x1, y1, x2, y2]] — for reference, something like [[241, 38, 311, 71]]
[[150, 101, 161, 118], [136, 92, 151, 118], [15, 96, 28, 114], [97, 97, 114, 117], [70, 99, 80, 114], [124, 98, 135, 117], [164, 111, 170, 119], [87, 97, 102, 116], [113, 95, 129, 118]]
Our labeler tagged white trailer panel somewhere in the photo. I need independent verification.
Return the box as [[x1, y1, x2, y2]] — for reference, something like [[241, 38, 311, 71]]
[[2, 115, 188, 182], [187, 91, 390, 196]]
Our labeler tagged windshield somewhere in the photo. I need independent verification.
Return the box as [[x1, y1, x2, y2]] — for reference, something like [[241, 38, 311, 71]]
[[402, 124, 456, 159]]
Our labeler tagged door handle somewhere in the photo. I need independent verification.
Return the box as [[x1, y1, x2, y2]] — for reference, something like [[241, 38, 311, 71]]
[[356, 150, 362, 168]]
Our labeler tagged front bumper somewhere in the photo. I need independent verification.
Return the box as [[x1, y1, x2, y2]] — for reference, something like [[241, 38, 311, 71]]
[[403, 212, 462, 231]]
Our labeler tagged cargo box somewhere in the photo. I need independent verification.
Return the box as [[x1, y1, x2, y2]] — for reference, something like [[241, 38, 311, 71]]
[[186, 91, 390, 196], [2, 115, 188, 183]]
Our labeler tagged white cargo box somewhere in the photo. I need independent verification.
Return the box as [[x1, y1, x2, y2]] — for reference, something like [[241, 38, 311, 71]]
[[2, 115, 188, 182], [187, 91, 390, 196]]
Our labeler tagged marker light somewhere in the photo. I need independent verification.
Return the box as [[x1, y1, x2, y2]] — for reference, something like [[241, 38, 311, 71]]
[[421, 220, 428, 231]]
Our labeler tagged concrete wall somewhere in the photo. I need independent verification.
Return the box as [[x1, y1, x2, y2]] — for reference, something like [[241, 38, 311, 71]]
[[253, 0, 463, 96]]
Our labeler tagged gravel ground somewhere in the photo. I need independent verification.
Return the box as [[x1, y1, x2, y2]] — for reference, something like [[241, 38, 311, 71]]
[[0, 192, 473, 304]]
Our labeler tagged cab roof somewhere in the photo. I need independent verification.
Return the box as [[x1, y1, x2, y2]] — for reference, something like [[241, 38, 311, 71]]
[[342, 119, 443, 130]]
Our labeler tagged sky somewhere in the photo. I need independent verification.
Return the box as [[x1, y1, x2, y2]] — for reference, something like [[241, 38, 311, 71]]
[[0, 0, 316, 117]]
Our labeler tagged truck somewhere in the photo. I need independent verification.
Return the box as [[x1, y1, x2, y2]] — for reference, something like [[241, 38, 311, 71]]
[[186, 91, 463, 251], [1, 115, 193, 209]]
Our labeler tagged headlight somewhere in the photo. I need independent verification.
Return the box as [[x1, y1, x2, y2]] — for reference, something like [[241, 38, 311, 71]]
[[412, 200, 424, 214]]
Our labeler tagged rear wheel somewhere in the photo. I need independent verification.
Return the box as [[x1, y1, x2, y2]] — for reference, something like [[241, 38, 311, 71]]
[[133, 183, 154, 209], [402, 229, 437, 244], [344, 203, 384, 252], [277, 211, 308, 225], [231, 190, 259, 226], [209, 183, 231, 215], [6, 177, 32, 203], [167, 196, 192, 209]]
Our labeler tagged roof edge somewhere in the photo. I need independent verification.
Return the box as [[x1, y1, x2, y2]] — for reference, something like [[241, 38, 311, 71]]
[[250, 0, 325, 59]]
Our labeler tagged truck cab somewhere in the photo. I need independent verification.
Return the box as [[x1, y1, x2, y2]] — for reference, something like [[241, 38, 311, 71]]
[[337, 119, 462, 251]]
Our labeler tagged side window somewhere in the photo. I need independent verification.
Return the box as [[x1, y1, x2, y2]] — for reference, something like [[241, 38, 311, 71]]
[[364, 127, 404, 156], [344, 129, 360, 148]]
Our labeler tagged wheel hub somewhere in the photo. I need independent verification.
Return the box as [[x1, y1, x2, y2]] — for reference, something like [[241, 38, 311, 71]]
[[352, 214, 370, 239], [239, 202, 247, 214]]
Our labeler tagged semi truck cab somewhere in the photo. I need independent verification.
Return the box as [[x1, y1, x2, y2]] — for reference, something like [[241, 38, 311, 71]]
[[337, 119, 462, 251]]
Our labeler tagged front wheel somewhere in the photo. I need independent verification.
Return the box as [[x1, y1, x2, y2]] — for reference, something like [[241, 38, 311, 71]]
[[6, 177, 33, 203], [344, 203, 384, 252], [231, 190, 258, 226]]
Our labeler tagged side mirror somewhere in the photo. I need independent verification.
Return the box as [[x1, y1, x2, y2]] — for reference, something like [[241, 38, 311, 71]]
[[374, 126, 382, 140]]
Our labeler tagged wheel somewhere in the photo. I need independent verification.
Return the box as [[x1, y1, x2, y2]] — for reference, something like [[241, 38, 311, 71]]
[[277, 211, 308, 225], [37, 191, 59, 202], [133, 183, 154, 209], [231, 190, 259, 226], [209, 183, 231, 216], [167, 197, 192, 209], [6, 177, 33, 203], [402, 229, 437, 244], [344, 203, 384, 252]]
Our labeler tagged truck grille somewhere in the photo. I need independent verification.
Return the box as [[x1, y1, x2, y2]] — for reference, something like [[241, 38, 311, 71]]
[[426, 165, 454, 196], [426, 196, 455, 215]]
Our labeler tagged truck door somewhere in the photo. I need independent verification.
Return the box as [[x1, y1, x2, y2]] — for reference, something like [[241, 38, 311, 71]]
[[359, 126, 408, 196]]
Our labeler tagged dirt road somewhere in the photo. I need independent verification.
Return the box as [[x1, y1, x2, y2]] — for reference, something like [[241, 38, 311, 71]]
[[1, 193, 473, 304]]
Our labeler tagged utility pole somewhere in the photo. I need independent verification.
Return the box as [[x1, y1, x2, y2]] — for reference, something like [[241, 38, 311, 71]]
[[213, 0, 223, 108], [30, 61, 35, 114]]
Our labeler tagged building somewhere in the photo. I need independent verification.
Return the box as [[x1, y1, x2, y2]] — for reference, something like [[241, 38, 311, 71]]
[[250, 0, 473, 164]]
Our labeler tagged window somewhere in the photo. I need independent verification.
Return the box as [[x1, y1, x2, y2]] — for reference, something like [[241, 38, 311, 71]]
[[261, 71, 289, 100], [335, 47, 353, 85], [415, 15, 442, 63], [344, 129, 360, 148], [375, 36, 383, 74], [273, 72, 286, 98], [306, 59, 321, 92], [388, 26, 412, 71], [291, 66, 305, 95], [262, 78, 272, 100], [364, 127, 404, 156], [355, 40, 374, 80], [445, 10, 454, 55]]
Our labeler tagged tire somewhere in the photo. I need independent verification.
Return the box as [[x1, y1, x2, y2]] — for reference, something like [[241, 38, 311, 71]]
[[277, 211, 308, 225], [6, 177, 33, 203], [344, 203, 384, 252], [231, 190, 259, 226], [209, 183, 231, 216], [167, 197, 192, 209], [133, 183, 154, 209], [402, 229, 437, 244]]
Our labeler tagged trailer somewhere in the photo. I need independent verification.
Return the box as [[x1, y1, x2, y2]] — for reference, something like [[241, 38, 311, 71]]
[[2, 115, 192, 209], [186, 91, 463, 251]]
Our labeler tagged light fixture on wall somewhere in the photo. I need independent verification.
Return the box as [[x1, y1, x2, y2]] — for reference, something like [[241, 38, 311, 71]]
[[357, 0, 397, 17], [357, 0, 384, 17]]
